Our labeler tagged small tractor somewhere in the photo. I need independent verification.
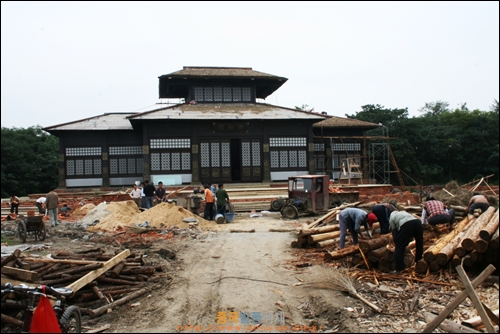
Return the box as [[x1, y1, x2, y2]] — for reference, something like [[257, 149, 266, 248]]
[[271, 175, 359, 219]]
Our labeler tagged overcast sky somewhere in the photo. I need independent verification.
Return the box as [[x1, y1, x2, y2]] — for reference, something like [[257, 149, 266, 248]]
[[1, 1, 498, 129]]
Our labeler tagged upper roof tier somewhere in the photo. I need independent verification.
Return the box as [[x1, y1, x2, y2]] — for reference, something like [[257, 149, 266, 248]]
[[158, 66, 288, 100]]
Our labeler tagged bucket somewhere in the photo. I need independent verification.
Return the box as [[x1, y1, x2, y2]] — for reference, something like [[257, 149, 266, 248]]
[[215, 214, 225, 224], [224, 212, 235, 223]]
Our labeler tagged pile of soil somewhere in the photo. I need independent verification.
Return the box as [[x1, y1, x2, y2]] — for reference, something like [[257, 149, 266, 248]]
[[73, 203, 96, 216], [84, 201, 215, 232]]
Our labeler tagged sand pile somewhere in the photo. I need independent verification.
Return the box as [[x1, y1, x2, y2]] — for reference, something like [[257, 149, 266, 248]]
[[73, 203, 96, 216], [84, 201, 216, 232]]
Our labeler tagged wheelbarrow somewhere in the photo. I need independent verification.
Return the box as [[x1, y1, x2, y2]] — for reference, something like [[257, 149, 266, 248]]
[[17, 215, 46, 243]]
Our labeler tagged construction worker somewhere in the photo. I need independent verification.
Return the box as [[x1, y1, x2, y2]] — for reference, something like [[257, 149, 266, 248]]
[[421, 196, 455, 229], [203, 184, 215, 220], [215, 184, 230, 216], [389, 210, 423, 274], [371, 203, 397, 234], [338, 208, 372, 249], [35, 197, 46, 215], [466, 192, 490, 215], [10, 195, 20, 214]]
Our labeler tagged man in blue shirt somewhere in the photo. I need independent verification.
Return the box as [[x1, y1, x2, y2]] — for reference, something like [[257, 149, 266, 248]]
[[338, 208, 372, 249]]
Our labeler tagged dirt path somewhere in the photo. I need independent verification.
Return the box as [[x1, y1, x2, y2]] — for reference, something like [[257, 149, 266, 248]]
[[108, 213, 356, 333]]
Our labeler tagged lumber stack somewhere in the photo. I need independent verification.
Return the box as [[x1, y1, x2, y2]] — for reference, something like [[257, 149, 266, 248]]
[[416, 207, 499, 274], [1, 247, 167, 326]]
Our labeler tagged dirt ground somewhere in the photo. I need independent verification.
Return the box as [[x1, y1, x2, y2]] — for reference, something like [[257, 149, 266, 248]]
[[2, 210, 499, 333]]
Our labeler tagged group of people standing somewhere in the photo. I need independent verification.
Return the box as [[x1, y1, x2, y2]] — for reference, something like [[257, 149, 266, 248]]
[[338, 193, 490, 274], [202, 183, 230, 221], [129, 180, 168, 209]]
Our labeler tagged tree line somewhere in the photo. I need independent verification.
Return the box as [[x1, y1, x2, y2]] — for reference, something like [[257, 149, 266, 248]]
[[1, 100, 498, 197]]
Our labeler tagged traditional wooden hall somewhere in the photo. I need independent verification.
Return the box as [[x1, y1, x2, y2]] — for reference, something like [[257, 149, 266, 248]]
[[44, 66, 379, 188]]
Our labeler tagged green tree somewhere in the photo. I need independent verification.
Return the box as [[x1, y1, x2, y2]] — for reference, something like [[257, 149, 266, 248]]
[[1, 126, 59, 197]]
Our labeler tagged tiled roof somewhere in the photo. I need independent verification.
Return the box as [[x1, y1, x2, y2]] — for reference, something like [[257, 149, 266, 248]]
[[159, 66, 287, 80], [43, 113, 135, 131], [313, 115, 380, 129]]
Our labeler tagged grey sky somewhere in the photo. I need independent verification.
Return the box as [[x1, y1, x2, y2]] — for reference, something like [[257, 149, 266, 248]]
[[1, 1, 498, 129]]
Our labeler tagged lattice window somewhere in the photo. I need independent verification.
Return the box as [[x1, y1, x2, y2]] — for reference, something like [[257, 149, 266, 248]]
[[151, 153, 161, 171], [242, 142, 251, 167], [66, 147, 101, 156], [242, 87, 251, 102], [137, 158, 143, 174], [314, 143, 325, 151], [280, 151, 288, 168], [201, 143, 210, 167], [269, 137, 307, 147], [150, 139, 190, 149], [119, 158, 127, 174], [204, 87, 213, 102], [194, 87, 203, 101], [289, 151, 298, 168], [67, 160, 75, 176], [211, 142, 220, 167], [213, 87, 223, 102], [221, 142, 230, 167], [161, 153, 169, 170], [298, 151, 307, 167], [85, 160, 93, 175], [128, 158, 136, 174], [252, 142, 261, 166], [76, 160, 84, 175], [315, 155, 325, 169], [332, 143, 361, 151], [223, 87, 232, 101], [270, 151, 279, 168], [182, 152, 191, 170], [109, 146, 142, 155], [171, 153, 181, 170], [233, 87, 241, 102]]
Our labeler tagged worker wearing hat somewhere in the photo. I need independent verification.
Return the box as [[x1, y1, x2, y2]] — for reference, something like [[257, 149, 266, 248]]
[[370, 203, 397, 234]]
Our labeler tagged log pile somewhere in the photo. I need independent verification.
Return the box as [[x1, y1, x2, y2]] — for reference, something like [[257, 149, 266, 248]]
[[1, 247, 168, 326], [416, 206, 499, 274]]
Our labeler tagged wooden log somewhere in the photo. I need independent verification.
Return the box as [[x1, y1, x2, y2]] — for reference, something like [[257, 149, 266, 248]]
[[367, 247, 386, 263], [33, 262, 55, 273], [110, 261, 126, 278], [92, 286, 107, 301], [38, 272, 87, 286], [479, 210, 499, 240], [429, 260, 441, 272], [451, 254, 462, 269], [404, 252, 415, 267], [324, 245, 359, 261], [306, 209, 339, 229], [1, 313, 23, 327], [299, 224, 340, 236], [474, 239, 489, 254], [461, 207, 496, 251], [42, 263, 103, 280], [308, 230, 341, 244], [383, 241, 417, 262], [315, 238, 339, 248], [377, 259, 393, 273], [75, 247, 104, 254], [358, 234, 392, 254], [96, 276, 140, 285], [490, 228, 499, 249], [415, 259, 429, 274], [436, 218, 476, 266], [129, 267, 156, 275], [450, 205, 467, 213], [463, 255, 474, 267], [423, 312, 482, 333], [89, 288, 147, 318], [1, 266, 39, 282], [424, 217, 471, 263], [66, 249, 131, 294], [26, 262, 45, 271], [422, 264, 496, 333], [470, 250, 484, 263], [1, 249, 22, 267], [24, 257, 104, 265]]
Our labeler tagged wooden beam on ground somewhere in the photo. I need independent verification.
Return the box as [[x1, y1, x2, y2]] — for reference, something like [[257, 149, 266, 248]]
[[422, 264, 496, 333], [462, 308, 499, 328], [1, 249, 22, 267], [1, 266, 39, 282], [456, 265, 495, 333], [423, 312, 482, 333], [23, 258, 104, 265], [66, 249, 131, 294]]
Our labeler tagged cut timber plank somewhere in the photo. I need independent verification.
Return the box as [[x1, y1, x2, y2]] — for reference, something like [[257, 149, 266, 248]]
[[422, 264, 496, 333], [66, 249, 130, 294], [456, 265, 495, 333], [1, 266, 39, 282], [24, 258, 104, 265], [423, 312, 482, 333]]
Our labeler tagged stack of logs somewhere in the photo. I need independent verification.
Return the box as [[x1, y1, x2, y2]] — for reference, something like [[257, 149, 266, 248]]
[[416, 206, 499, 274], [1, 247, 165, 326], [292, 202, 363, 248]]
